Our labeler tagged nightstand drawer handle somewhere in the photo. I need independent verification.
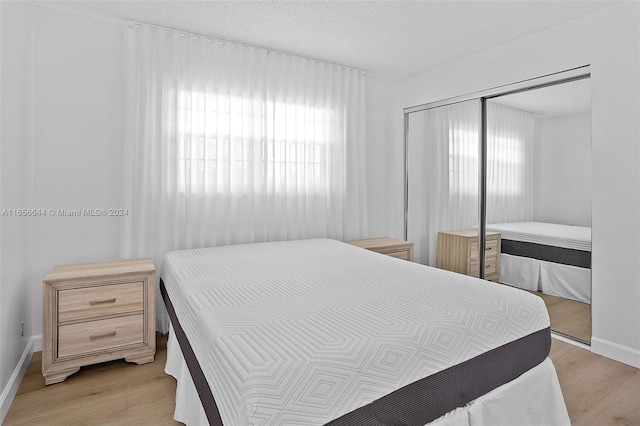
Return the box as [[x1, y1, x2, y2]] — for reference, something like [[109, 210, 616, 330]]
[[89, 298, 116, 305], [90, 330, 116, 340]]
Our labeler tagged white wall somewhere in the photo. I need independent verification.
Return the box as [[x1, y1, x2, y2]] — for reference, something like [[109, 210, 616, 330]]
[[401, 3, 640, 367], [533, 112, 592, 226], [364, 73, 404, 239], [30, 4, 124, 333], [0, 1, 34, 419], [32, 4, 124, 259]]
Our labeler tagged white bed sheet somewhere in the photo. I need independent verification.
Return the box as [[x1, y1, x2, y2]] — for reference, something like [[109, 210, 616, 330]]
[[486, 222, 591, 252], [165, 325, 570, 426]]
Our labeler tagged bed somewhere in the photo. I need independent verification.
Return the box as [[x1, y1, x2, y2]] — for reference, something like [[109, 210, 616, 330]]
[[159, 238, 569, 425], [485, 222, 591, 304]]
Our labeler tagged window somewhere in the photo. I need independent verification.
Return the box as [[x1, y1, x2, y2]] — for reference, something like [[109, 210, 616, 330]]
[[176, 90, 335, 196], [487, 134, 526, 197], [448, 128, 526, 197], [448, 128, 479, 196]]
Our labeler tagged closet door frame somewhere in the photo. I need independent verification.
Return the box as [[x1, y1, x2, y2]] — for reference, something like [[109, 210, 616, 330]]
[[403, 65, 590, 278]]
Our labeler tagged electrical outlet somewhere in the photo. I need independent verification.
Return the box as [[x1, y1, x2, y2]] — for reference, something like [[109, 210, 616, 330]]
[[21, 321, 24, 337]]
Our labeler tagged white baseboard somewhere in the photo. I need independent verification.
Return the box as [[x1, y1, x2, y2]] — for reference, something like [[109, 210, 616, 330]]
[[591, 337, 640, 369], [0, 334, 41, 424]]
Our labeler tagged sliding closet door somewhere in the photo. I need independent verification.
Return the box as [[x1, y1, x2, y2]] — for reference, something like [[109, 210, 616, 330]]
[[485, 79, 592, 343], [405, 67, 592, 343], [407, 100, 480, 266]]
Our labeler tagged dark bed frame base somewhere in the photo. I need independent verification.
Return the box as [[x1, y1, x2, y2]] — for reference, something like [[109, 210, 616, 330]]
[[501, 239, 591, 269]]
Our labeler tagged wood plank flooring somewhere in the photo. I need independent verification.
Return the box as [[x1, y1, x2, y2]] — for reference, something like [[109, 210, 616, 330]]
[[551, 339, 640, 425], [4, 334, 639, 425], [538, 292, 591, 344], [4, 333, 180, 426]]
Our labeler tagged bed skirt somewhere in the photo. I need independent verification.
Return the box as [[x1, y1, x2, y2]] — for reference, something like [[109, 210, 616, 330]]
[[501, 253, 591, 303]]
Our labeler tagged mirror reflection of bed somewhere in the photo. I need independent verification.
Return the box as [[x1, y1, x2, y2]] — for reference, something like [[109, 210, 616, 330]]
[[487, 221, 591, 343], [487, 79, 592, 344]]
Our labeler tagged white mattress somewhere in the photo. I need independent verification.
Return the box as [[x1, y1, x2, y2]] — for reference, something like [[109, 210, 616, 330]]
[[485, 222, 591, 252], [165, 325, 570, 426], [160, 239, 553, 425]]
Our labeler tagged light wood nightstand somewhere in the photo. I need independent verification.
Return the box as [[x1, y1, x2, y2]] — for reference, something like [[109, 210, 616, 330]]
[[346, 237, 414, 261], [42, 258, 156, 385], [437, 230, 501, 282]]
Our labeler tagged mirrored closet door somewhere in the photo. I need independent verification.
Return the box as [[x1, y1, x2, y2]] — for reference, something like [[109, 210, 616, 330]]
[[406, 100, 480, 268], [405, 67, 592, 344], [485, 79, 592, 343]]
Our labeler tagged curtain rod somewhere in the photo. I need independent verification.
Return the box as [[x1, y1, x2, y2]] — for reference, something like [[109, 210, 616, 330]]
[[34, 1, 124, 25], [34, 1, 365, 75], [128, 21, 365, 74]]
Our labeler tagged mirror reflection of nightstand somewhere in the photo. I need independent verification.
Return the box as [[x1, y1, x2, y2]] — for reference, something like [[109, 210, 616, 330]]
[[437, 230, 501, 282]]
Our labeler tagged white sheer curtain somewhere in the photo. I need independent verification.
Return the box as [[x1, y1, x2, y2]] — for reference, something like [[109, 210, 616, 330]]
[[407, 100, 480, 266], [486, 103, 534, 224], [121, 23, 367, 330]]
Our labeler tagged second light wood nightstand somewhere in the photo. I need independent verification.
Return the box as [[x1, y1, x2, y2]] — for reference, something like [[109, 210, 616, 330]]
[[437, 230, 501, 281], [42, 258, 156, 385], [346, 237, 414, 261]]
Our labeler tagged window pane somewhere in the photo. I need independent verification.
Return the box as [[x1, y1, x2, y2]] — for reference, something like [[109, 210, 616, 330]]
[[176, 90, 334, 196]]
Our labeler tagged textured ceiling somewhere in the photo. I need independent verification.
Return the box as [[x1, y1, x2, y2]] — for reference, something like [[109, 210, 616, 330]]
[[47, 0, 617, 77]]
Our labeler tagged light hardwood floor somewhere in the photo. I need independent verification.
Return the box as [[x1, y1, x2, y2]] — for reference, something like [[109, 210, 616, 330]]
[[538, 292, 591, 344], [551, 339, 640, 425], [4, 334, 639, 425], [4, 334, 179, 426]]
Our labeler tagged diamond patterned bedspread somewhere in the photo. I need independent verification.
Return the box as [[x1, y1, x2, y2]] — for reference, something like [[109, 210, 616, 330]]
[[161, 239, 550, 425]]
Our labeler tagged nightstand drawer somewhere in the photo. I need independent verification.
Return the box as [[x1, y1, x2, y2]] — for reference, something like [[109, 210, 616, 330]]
[[58, 314, 144, 359], [58, 282, 144, 323], [470, 238, 499, 260], [470, 256, 498, 277], [380, 249, 412, 261], [346, 237, 414, 262]]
